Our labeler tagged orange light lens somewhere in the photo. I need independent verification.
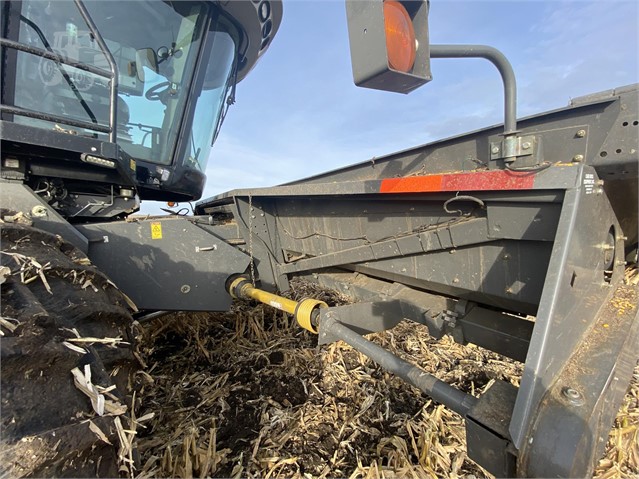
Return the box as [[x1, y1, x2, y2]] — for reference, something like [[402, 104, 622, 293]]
[[167, 201, 176, 207], [383, 0, 416, 73]]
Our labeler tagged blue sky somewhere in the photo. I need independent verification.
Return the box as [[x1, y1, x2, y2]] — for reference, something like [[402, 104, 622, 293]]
[[142, 0, 638, 213]]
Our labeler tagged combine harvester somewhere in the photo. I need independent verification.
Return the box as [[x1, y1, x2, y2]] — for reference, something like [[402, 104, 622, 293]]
[[1, 0, 637, 476]]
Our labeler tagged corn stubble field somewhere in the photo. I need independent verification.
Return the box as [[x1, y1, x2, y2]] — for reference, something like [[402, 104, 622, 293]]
[[132, 277, 639, 479]]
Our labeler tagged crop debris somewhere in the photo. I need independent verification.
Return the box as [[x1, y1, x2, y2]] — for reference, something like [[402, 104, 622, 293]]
[[134, 280, 638, 478]]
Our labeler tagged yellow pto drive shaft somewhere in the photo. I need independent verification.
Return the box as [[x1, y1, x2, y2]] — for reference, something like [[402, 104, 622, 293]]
[[228, 277, 327, 333]]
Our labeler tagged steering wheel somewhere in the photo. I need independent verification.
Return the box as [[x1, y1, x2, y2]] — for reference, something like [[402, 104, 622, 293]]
[[145, 81, 172, 102]]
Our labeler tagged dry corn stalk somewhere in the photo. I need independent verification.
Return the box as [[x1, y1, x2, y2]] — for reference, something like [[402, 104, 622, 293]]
[[88, 420, 113, 445], [71, 365, 127, 416], [0, 316, 20, 336], [0, 265, 11, 285], [67, 336, 129, 348]]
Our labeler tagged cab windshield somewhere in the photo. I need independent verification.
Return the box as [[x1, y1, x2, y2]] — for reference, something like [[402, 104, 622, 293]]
[[12, 0, 237, 169]]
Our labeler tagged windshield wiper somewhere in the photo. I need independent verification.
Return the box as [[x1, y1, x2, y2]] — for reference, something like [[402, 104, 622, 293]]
[[20, 14, 99, 128]]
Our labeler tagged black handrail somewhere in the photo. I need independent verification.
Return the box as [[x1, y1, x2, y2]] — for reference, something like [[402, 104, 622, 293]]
[[73, 0, 119, 143], [0, 104, 111, 133], [0, 38, 111, 78], [0, 0, 120, 142]]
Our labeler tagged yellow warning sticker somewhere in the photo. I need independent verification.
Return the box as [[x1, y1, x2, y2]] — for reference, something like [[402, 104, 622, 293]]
[[130, 159, 136, 170], [150, 222, 162, 240]]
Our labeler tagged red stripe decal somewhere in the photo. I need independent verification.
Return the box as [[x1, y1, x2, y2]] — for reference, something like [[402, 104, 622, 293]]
[[379, 170, 535, 193]]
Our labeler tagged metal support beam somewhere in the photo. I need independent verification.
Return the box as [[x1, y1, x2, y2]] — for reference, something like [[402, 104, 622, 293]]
[[320, 312, 478, 418]]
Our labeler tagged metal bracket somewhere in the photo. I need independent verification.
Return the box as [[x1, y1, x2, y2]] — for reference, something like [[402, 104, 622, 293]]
[[441, 298, 470, 330], [442, 299, 472, 343], [466, 380, 519, 477], [490, 135, 542, 168]]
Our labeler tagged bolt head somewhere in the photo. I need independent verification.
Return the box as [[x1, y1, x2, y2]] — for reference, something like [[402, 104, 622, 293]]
[[31, 205, 47, 217], [562, 386, 584, 405], [576, 129, 586, 138], [573, 154, 584, 162], [522, 142, 532, 150], [563, 387, 580, 399], [491, 146, 500, 154]]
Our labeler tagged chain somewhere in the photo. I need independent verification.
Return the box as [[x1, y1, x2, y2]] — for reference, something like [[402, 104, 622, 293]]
[[248, 194, 256, 286]]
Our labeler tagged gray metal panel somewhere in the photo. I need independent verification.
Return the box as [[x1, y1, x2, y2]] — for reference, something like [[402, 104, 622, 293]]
[[352, 239, 552, 316], [76, 218, 249, 311], [509, 165, 626, 449], [458, 308, 533, 363], [519, 283, 639, 477], [486, 203, 561, 241], [217, 182, 574, 315], [279, 217, 491, 274], [233, 197, 288, 291], [0, 182, 88, 252]]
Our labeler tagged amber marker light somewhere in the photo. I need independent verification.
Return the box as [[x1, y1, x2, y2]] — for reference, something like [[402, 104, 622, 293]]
[[167, 201, 176, 207], [383, 0, 416, 73]]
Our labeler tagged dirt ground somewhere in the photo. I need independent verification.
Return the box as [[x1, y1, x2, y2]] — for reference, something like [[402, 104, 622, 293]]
[[132, 281, 639, 479]]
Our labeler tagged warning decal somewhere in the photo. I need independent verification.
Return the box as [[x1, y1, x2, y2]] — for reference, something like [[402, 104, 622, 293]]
[[150, 222, 163, 240]]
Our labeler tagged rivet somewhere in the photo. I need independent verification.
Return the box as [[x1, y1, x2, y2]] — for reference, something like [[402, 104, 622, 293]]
[[572, 154, 584, 162], [576, 130, 586, 138]]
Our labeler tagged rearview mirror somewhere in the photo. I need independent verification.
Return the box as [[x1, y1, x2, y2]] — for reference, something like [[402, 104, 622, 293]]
[[135, 48, 159, 82]]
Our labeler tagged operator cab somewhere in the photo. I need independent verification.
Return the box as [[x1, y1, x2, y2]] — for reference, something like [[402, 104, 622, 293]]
[[1, 0, 281, 218]]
